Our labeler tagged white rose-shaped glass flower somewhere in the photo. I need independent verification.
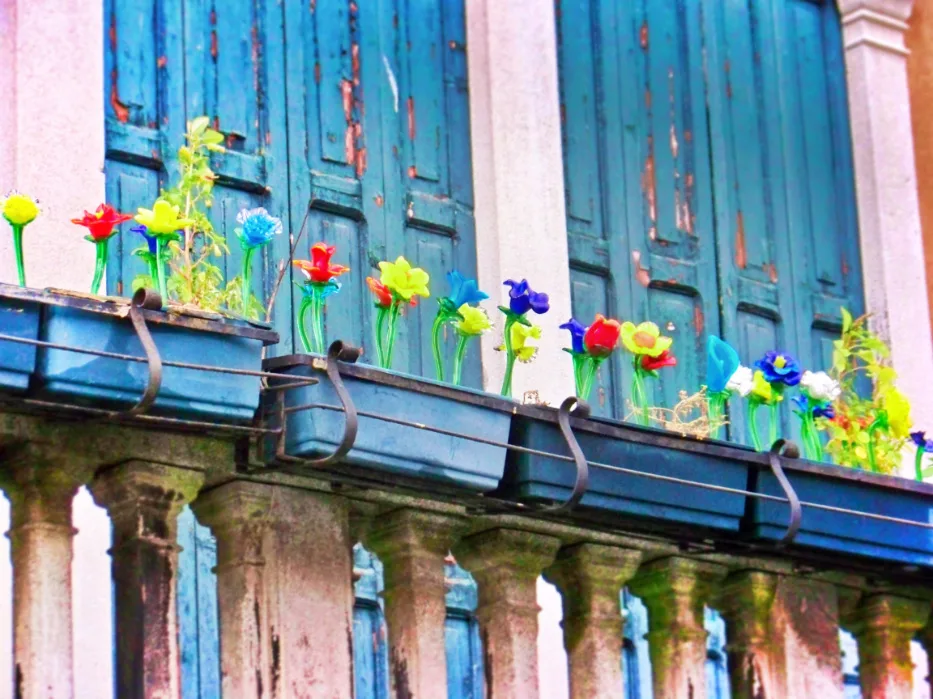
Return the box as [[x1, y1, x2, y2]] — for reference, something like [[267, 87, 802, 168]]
[[800, 370, 841, 403], [725, 365, 754, 398]]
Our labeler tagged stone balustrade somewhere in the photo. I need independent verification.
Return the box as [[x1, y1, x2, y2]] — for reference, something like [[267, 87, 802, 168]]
[[1, 410, 932, 699]]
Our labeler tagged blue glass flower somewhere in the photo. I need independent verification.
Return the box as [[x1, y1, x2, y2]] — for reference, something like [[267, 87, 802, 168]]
[[504, 279, 549, 316], [302, 279, 341, 300], [911, 431, 933, 451], [131, 224, 157, 255], [813, 403, 835, 420], [560, 318, 587, 354], [446, 270, 488, 308], [754, 351, 802, 387], [706, 336, 740, 394], [236, 207, 283, 249]]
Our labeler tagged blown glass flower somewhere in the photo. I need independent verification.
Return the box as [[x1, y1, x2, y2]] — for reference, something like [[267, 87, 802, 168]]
[[2, 192, 40, 227], [432, 271, 488, 383], [726, 366, 754, 397], [236, 207, 283, 249], [641, 350, 677, 372], [367, 277, 394, 309], [380, 256, 430, 302], [294, 243, 349, 354], [706, 336, 740, 394], [911, 431, 933, 451], [750, 370, 778, 404], [294, 243, 350, 284], [445, 270, 488, 309], [754, 351, 802, 387], [583, 315, 621, 358], [620, 321, 673, 358], [503, 279, 550, 316], [560, 318, 587, 355], [135, 199, 193, 235], [800, 370, 840, 403], [72, 203, 132, 242], [506, 323, 541, 363], [455, 304, 492, 337], [132, 224, 158, 255]]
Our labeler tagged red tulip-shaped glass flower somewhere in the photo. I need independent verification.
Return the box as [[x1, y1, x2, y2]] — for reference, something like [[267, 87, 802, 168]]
[[72, 203, 132, 295], [583, 314, 621, 358], [294, 242, 350, 284]]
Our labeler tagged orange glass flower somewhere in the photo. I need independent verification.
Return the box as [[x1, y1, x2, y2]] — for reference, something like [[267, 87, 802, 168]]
[[72, 203, 132, 242], [367, 276, 418, 309]]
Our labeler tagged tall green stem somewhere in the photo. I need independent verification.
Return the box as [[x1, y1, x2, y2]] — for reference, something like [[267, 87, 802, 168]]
[[309, 293, 325, 354], [11, 224, 25, 287], [867, 417, 884, 473], [155, 237, 169, 305], [383, 302, 402, 369], [631, 360, 649, 426], [241, 246, 256, 316], [147, 257, 160, 286], [431, 313, 447, 382], [916, 446, 926, 482], [747, 400, 763, 451], [580, 357, 600, 403], [374, 306, 389, 367], [91, 240, 108, 295], [708, 392, 726, 439], [768, 401, 780, 448], [297, 296, 313, 353], [500, 316, 517, 397], [452, 334, 469, 386]]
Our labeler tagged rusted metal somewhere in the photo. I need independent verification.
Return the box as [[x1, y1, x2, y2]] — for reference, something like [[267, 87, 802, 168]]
[[767, 440, 802, 545], [735, 211, 748, 269]]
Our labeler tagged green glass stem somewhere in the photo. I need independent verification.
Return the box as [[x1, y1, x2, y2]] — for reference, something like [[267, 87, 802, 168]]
[[241, 246, 256, 316], [452, 334, 469, 386], [11, 224, 25, 287], [431, 313, 447, 382], [91, 240, 108, 295], [147, 257, 160, 286], [373, 305, 389, 367], [747, 400, 763, 451], [867, 417, 884, 473], [297, 296, 314, 353], [382, 302, 402, 369], [308, 291, 326, 354], [579, 357, 601, 403], [768, 401, 780, 448], [798, 413, 817, 461], [707, 392, 727, 439], [808, 413, 824, 462], [155, 237, 169, 306], [631, 361, 649, 426], [916, 446, 926, 482], [569, 353, 586, 398], [500, 316, 518, 397]]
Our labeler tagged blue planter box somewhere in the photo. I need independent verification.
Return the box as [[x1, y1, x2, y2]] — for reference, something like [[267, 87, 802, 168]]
[[29, 291, 277, 423], [750, 459, 933, 566], [501, 407, 752, 532], [0, 283, 40, 392], [263, 355, 514, 492]]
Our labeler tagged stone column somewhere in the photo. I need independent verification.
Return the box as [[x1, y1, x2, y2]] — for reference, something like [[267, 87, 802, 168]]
[[465, 0, 574, 401], [0, 448, 93, 699], [718, 571, 786, 699], [192, 481, 273, 699], [262, 485, 355, 697], [847, 593, 930, 699], [838, 0, 933, 436], [628, 557, 725, 699], [543, 543, 642, 699], [364, 509, 465, 699], [90, 461, 204, 699], [455, 529, 561, 699]]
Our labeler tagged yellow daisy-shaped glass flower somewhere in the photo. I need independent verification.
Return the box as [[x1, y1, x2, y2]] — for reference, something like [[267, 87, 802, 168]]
[[881, 388, 912, 439], [2, 192, 40, 227], [378, 255, 430, 302], [750, 370, 781, 404], [619, 321, 673, 358], [135, 199, 195, 235], [508, 322, 542, 363], [455, 304, 492, 337]]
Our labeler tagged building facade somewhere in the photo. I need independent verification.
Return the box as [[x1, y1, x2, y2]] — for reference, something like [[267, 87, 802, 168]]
[[1, 0, 932, 697]]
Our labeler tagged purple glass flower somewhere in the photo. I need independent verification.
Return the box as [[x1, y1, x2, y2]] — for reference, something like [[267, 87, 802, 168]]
[[754, 351, 802, 387], [131, 224, 157, 255], [812, 403, 835, 420], [911, 431, 933, 451], [504, 279, 549, 316], [560, 318, 586, 354]]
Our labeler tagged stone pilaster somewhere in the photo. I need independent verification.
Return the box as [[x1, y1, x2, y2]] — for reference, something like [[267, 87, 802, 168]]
[[364, 509, 465, 699], [454, 529, 561, 699], [192, 481, 273, 699], [847, 593, 930, 698], [90, 461, 204, 699], [544, 543, 642, 699], [628, 557, 726, 699], [718, 571, 786, 699]]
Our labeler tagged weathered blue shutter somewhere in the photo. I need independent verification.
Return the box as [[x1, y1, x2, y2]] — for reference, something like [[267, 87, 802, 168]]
[[556, 0, 863, 433], [353, 546, 391, 699], [704, 609, 730, 699]]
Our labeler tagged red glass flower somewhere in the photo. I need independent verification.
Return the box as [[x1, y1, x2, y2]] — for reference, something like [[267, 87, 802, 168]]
[[294, 242, 349, 283], [641, 350, 677, 372], [583, 314, 621, 358], [71, 204, 132, 241], [367, 276, 418, 309]]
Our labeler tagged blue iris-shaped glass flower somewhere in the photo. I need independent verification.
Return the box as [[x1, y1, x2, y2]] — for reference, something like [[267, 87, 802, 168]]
[[793, 395, 834, 419], [911, 431, 933, 451], [706, 336, 740, 394], [131, 224, 157, 255], [503, 279, 549, 316], [560, 318, 587, 354], [754, 350, 802, 387], [236, 207, 283, 249], [446, 270, 488, 308]]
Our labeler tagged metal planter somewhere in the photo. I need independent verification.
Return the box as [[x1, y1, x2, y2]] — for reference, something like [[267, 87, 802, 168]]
[[500, 405, 752, 532], [26, 288, 277, 423], [0, 283, 40, 392], [750, 459, 933, 567], [263, 352, 514, 492]]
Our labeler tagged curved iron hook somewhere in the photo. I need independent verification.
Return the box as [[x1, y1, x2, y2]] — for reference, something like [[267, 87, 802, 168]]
[[279, 340, 361, 468], [767, 438, 802, 545], [535, 396, 591, 514], [120, 288, 164, 417]]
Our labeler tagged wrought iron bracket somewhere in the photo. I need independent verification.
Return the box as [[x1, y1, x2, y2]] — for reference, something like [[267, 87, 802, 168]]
[[535, 396, 591, 514], [768, 438, 802, 545], [118, 288, 164, 417]]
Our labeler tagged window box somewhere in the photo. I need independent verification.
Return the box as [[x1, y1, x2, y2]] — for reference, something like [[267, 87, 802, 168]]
[[1, 286, 277, 423], [0, 283, 40, 392], [263, 353, 514, 492]]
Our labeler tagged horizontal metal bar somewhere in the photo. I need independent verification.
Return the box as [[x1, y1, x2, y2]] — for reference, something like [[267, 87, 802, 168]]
[[286, 401, 933, 531]]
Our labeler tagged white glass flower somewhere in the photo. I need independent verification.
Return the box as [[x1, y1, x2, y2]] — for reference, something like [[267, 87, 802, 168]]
[[800, 370, 841, 403], [725, 365, 754, 398]]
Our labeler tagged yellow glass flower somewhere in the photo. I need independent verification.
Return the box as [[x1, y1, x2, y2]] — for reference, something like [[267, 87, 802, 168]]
[[2, 193, 40, 226], [508, 323, 542, 363], [135, 199, 195, 235], [619, 321, 673, 358], [881, 388, 911, 439], [378, 255, 430, 302], [455, 304, 492, 336], [750, 370, 782, 404]]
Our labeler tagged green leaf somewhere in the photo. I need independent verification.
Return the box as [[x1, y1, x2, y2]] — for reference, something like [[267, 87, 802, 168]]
[[189, 116, 210, 135], [203, 128, 224, 145], [841, 307, 852, 333]]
